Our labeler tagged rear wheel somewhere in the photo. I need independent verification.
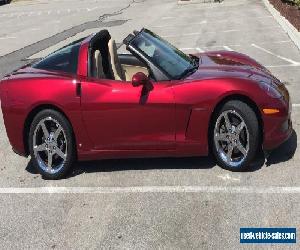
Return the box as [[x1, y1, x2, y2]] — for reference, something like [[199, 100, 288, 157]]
[[211, 100, 259, 171], [28, 109, 75, 179]]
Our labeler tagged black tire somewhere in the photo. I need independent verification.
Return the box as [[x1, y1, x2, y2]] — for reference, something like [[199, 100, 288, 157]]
[[28, 109, 75, 179], [211, 100, 259, 171]]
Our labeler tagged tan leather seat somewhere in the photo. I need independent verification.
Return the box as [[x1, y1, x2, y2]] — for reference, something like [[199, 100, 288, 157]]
[[108, 38, 126, 81], [92, 50, 105, 79]]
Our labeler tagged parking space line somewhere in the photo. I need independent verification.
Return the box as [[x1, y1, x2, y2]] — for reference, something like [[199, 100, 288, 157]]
[[180, 47, 205, 52], [266, 64, 300, 68], [153, 20, 208, 28], [154, 17, 274, 28], [223, 29, 239, 33], [162, 26, 281, 38], [196, 47, 205, 52], [293, 104, 300, 108], [161, 14, 273, 19], [223, 46, 234, 51], [252, 44, 300, 65], [259, 40, 291, 45], [0, 36, 16, 40], [0, 186, 299, 194]]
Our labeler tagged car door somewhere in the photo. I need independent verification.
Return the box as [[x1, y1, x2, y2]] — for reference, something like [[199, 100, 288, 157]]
[[80, 77, 175, 150]]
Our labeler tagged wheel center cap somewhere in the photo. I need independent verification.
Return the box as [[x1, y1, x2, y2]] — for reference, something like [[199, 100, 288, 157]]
[[45, 138, 57, 151]]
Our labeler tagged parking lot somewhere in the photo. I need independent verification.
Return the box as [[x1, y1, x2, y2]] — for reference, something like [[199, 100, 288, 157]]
[[0, 0, 300, 248]]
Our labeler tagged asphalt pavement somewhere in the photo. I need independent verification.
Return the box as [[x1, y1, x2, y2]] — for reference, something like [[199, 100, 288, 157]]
[[0, 0, 299, 249]]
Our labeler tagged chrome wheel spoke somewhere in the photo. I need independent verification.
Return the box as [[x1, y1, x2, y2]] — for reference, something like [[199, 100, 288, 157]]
[[34, 143, 46, 152], [40, 121, 49, 139], [55, 148, 66, 160], [226, 144, 234, 161], [47, 152, 53, 169], [214, 109, 250, 167], [215, 133, 229, 142], [236, 121, 245, 135], [223, 113, 232, 131], [33, 116, 68, 174], [236, 142, 247, 156], [53, 125, 62, 141]]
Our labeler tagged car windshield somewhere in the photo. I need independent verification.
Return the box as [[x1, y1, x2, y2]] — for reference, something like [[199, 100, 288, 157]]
[[131, 29, 196, 79]]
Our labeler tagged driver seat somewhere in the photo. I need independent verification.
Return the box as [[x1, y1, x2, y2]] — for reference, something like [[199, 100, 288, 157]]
[[108, 38, 126, 81]]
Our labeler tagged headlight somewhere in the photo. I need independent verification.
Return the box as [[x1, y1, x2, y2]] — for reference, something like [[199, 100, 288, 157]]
[[258, 81, 282, 99]]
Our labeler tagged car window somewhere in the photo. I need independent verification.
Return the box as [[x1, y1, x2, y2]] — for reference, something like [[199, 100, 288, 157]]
[[33, 40, 82, 74], [131, 30, 194, 79]]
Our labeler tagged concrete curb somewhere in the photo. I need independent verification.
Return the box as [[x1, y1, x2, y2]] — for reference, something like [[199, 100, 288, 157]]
[[262, 0, 300, 52]]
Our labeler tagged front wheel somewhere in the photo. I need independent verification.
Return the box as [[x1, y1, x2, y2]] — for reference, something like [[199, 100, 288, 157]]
[[211, 100, 260, 171], [29, 109, 75, 179]]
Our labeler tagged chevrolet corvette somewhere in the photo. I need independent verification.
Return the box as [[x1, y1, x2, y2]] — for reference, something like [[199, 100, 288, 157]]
[[0, 28, 292, 179]]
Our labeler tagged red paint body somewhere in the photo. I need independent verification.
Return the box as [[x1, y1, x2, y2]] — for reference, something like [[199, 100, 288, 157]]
[[0, 35, 292, 161]]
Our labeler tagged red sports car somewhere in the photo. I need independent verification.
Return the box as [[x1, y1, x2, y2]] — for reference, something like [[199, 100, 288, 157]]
[[0, 28, 292, 179]]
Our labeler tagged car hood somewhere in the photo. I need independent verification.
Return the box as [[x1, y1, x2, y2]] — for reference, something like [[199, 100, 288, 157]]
[[186, 50, 278, 84]]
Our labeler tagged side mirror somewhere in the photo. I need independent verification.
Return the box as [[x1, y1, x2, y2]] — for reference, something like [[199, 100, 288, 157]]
[[132, 72, 149, 87]]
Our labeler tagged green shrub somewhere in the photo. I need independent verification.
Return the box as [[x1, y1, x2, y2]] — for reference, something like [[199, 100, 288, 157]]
[[286, 0, 300, 7]]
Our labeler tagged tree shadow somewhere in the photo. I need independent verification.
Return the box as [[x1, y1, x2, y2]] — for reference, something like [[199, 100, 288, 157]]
[[25, 129, 297, 178]]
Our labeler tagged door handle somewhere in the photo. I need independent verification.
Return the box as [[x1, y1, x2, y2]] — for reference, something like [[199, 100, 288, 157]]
[[74, 79, 81, 97]]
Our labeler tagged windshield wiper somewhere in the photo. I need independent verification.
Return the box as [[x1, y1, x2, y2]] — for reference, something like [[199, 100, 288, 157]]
[[189, 55, 199, 66]]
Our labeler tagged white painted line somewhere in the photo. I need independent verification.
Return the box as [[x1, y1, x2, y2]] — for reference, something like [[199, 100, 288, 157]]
[[180, 48, 195, 51], [161, 25, 282, 39], [29, 28, 40, 31], [223, 46, 234, 51], [252, 44, 300, 65], [292, 104, 300, 108], [0, 186, 300, 194], [217, 174, 240, 182], [262, 0, 300, 52], [0, 36, 16, 40], [223, 29, 239, 33], [161, 16, 174, 20], [155, 16, 273, 28], [259, 40, 291, 45], [87, 7, 98, 12], [180, 48, 205, 52], [266, 64, 300, 68], [196, 47, 204, 53], [202, 44, 241, 49], [153, 20, 207, 28], [163, 32, 202, 38]]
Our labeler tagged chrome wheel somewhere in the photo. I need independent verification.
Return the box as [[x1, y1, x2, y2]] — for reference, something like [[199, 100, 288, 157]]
[[33, 117, 67, 174], [214, 110, 249, 167]]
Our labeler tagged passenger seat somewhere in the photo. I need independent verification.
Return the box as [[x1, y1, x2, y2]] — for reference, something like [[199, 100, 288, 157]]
[[92, 50, 105, 79], [108, 39, 126, 81]]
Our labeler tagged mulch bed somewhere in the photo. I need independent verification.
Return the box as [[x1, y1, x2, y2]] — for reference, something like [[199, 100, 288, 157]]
[[269, 0, 300, 31]]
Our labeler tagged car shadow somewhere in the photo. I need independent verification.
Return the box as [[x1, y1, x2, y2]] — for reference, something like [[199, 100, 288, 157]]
[[242, 129, 298, 171], [25, 156, 216, 178], [265, 129, 297, 166], [25, 129, 297, 178], [68, 156, 216, 178]]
